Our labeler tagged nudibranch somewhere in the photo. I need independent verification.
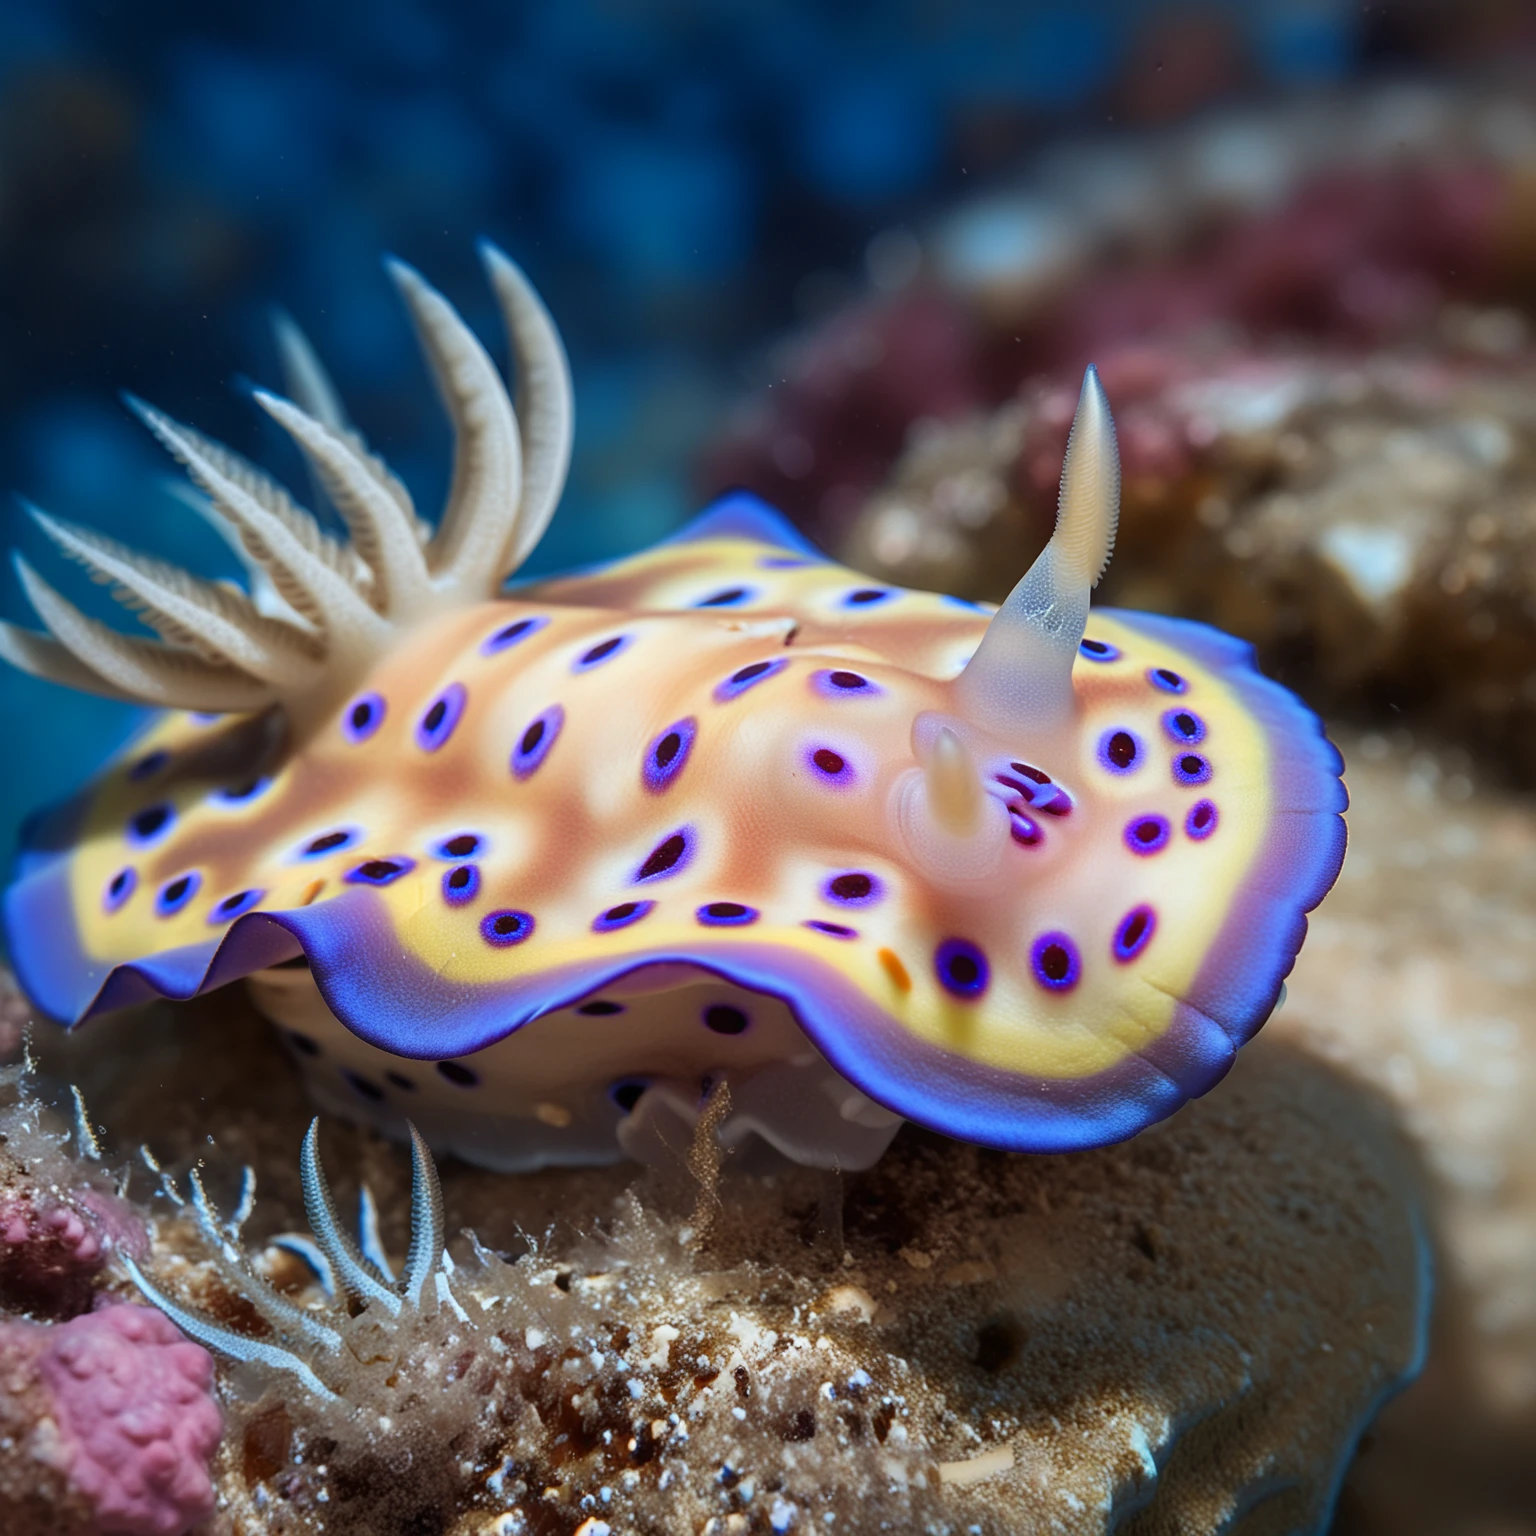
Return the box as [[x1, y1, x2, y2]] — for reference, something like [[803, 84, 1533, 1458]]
[[0, 246, 1346, 1172]]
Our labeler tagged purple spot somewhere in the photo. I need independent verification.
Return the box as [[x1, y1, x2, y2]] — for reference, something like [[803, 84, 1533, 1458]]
[[1113, 906, 1157, 963], [842, 587, 893, 608], [511, 704, 564, 779], [635, 829, 693, 883], [442, 864, 480, 906], [128, 803, 174, 845], [1097, 729, 1142, 774], [704, 1003, 749, 1034], [611, 1079, 648, 1112], [808, 746, 853, 783], [128, 750, 169, 781], [713, 656, 788, 703], [936, 938, 989, 999], [1009, 809, 1042, 846], [573, 634, 632, 672], [694, 586, 755, 608], [432, 832, 483, 860], [103, 867, 136, 913], [812, 668, 883, 699], [644, 717, 697, 793], [593, 899, 655, 932], [436, 1060, 480, 1088], [415, 682, 467, 752], [823, 871, 882, 906], [1125, 814, 1171, 855], [209, 888, 263, 923], [215, 777, 270, 805], [480, 614, 549, 656], [697, 901, 758, 927], [1030, 932, 1081, 992], [1186, 800, 1219, 840], [1149, 667, 1187, 694], [576, 999, 625, 1016], [287, 1031, 320, 1057], [342, 692, 387, 744], [1079, 637, 1119, 662], [345, 1071, 385, 1102], [154, 872, 201, 917], [804, 919, 857, 939], [1173, 752, 1212, 786], [480, 909, 534, 947], [299, 828, 360, 860], [345, 857, 415, 887], [1162, 708, 1206, 745], [760, 556, 813, 569], [1034, 785, 1074, 817], [189, 711, 221, 726]]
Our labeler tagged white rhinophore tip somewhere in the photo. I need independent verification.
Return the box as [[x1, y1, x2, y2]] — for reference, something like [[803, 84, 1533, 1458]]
[[956, 365, 1120, 731]]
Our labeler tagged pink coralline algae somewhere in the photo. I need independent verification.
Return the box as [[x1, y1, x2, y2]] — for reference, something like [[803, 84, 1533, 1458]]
[[0, 1186, 147, 1319], [29, 1303, 222, 1536]]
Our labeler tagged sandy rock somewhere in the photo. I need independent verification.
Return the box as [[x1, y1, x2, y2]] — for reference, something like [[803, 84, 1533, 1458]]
[[25, 978, 1426, 1536], [1276, 732, 1536, 1533]]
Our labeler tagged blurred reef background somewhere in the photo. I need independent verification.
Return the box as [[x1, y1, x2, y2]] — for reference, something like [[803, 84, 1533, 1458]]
[[3, 0, 1535, 861]]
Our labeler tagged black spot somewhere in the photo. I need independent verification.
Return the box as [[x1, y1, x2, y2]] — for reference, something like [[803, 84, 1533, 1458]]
[[1079, 639, 1112, 657], [224, 780, 263, 801], [612, 1081, 646, 1113], [345, 1071, 384, 1102], [219, 891, 252, 912], [350, 701, 373, 729], [1191, 803, 1214, 830], [697, 587, 748, 606], [785, 1409, 817, 1441], [287, 1031, 320, 1057], [581, 636, 624, 665], [829, 670, 867, 689], [704, 1004, 749, 1035], [131, 805, 171, 840], [1039, 944, 1072, 983], [109, 870, 130, 897], [489, 913, 521, 936], [654, 732, 682, 769], [520, 719, 546, 755], [702, 902, 748, 921], [1107, 731, 1137, 769], [494, 619, 534, 645], [442, 834, 479, 858], [436, 1061, 479, 1087], [805, 920, 856, 937], [163, 876, 190, 904], [1181, 754, 1204, 775], [604, 902, 639, 923], [422, 699, 447, 733], [306, 831, 351, 855], [1173, 712, 1198, 738], [830, 873, 872, 901], [948, 952, 980, 986], [1010, 762, 1051, 784], [446, 866, 473, 891], [638, 833, 687, 881], [385, 1071, 417, 1092], [847, 588, 887, 604], [1121, 910, 1149, 949], [577, 1000, 625, 1016], [357, 860, 403, 882], [812, 748, 845, 775], [730, 661, 772, 685], [1134, 820, 1161, 844]]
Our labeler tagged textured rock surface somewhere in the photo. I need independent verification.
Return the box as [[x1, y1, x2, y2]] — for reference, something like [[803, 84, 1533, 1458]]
[[27, 980, 1427, 1536], [1278, 732, 1536, 1533]]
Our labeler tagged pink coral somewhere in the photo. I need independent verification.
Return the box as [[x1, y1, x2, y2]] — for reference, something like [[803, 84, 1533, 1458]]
[[36, 1303, 222, 1536], [0, 1186, 147, 1318]]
